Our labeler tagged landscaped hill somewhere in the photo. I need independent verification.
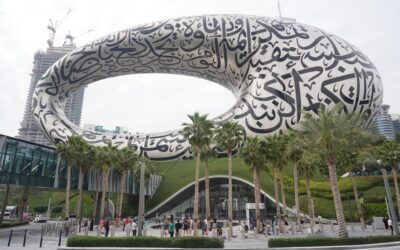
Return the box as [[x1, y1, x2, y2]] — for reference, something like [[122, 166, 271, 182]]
[[148, 156, 392, 221]]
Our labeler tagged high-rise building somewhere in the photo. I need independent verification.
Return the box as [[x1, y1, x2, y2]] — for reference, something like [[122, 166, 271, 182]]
[[392, 114, 400, 137], [84, 124, 129, 134], [18, 43, 85, 146], [373, 104, 395, 141]]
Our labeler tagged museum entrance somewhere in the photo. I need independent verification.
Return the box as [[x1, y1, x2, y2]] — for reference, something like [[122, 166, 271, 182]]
[[152, 177, 277, 228]]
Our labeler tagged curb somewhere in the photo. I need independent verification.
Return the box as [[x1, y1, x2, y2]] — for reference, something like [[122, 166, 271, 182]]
[[58, 240, 400, 250], [267, 240, 400, 249]]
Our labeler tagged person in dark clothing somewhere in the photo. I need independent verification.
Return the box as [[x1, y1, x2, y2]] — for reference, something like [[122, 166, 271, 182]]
[[104, 220, 110, 237], [175, 220, 182, 236], [383, 216, 389, 230], [89, 218, 94, 231]]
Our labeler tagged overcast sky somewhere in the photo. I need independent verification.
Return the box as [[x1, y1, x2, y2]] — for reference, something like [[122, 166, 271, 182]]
[[0, 0, 399, 137]]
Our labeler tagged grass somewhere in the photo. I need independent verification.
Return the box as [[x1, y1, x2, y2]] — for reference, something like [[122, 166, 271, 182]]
[[147, 157, 390, 220]]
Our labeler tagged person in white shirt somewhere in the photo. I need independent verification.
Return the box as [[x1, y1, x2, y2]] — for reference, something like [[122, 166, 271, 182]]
[[132, 220, 137, 236], [388, 218, 393, 235]]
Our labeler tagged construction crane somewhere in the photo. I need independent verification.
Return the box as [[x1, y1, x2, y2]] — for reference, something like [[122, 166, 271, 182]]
[[47, 9, 72, 48], [64, 29, 94, 46]]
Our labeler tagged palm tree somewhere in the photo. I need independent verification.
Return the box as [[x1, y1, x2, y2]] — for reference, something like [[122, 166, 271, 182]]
[[199, 145, 216, 234], [300, 104, 363, 238], [75, 143, 95, 220], [56, 135, 83, 219], [298, 152, 322, 233], [96, 142, 117, 222], [264, 134, 285, 234], [92, 147, 103, 222], [379, 141, 400, 216], [337, 150, 365, 229], [115, 147, 138, 226], [182, 112, 213, 237], [239, 136, 264, 235], [214, 121, 244, 240], [277, 135, 289, 219], [285, 134, 304, 232]]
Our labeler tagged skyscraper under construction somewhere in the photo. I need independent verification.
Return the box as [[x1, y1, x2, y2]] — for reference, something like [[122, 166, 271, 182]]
[[18, 22, 85, 146]]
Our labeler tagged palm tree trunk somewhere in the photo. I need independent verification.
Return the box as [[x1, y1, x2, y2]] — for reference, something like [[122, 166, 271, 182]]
[[193, 147, 201, 237], [92, 171, 101, 218], [273, 166, 281, 234], [252, 164, 260, 235], [349, 173, 365, 228], [305, 175, 315, 232], [99, 168, 110, 222], [391, 166, 400, 216], [293, 162, 301, 232], [205, 159, 211, 234], [279, 169, 288, 217], [115, 174, 122, 226], [118, 171, 127, 226], [65, 164, 72, 219], [227, 150, 233, 240], [75, 167, 84, 220], [326, 154, 348, 238]]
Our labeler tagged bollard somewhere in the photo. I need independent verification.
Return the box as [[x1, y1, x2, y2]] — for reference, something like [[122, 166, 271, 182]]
[[23, 228, 27, 247], [7, 229, 13, 247], [39, 225, 44, 248], [58, 229, 62, 246]]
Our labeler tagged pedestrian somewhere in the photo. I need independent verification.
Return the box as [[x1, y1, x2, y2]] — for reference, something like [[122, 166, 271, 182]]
[[175, 219, 182, 237], [383, 216, 389, 230], [104, 219, 110, 237], [64, 218, 71, 237], [189, 217, 193, 235], [83, 219, 89, 236], [169, 220, 174, 237], [122, 217, 127, 231], [132, 220, 137, 236], [388, 218, 393, 235], [126, 218, 132, 236], [89, 217, 94, 231], [183, 217, 189, 236], [170, 213, 174, 222]]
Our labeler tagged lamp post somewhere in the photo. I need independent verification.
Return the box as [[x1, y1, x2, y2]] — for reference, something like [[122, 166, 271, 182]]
[[137, 158, 146, 236], [379, 160, 399, 235]]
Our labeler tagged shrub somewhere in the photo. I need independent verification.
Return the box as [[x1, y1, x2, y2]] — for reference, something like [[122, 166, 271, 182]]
[[67, 236, 223, 248], [33, 205, 47, 213], [363, 203, 387, 219], [51, 206, 63, 213], [0, 221, 29, 228], [268, 235, 400, 248]]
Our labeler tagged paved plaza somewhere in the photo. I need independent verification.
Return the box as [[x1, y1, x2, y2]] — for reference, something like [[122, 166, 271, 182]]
[[0, 221, 396, 250]]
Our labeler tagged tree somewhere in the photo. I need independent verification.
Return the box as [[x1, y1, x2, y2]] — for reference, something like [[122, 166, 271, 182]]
[[298, 152, 322, 233], [276, 135, 289, 219], [300, 104, 363, 238], [285, 134, 304, 232], [114, 147, 138, 226], [75, 142, 95, 220], [182, 112, 213, 236], [55, 135, 84, 219], [239, 136, 264, 235], [95, 142, 117, 223], [337, 151, 365, 228], [263, 134, 286, 234], [199, 145, 216, 234], [213, 121, 244, 240], [379, 141, 400, 216]]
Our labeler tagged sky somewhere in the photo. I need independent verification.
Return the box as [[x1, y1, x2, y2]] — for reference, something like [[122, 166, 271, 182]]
[[0, 0, 399, 137]]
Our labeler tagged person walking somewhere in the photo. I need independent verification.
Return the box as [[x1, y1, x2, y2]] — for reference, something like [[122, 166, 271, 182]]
[[383, 216, 389, 230], [132, 220, 137, 236], [388, 218, 393, 235], [104, 219, 110, 237], [183, 218, 189, 236]]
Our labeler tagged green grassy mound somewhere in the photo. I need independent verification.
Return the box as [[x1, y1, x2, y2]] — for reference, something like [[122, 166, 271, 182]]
[[148, 157, 393, 220], [67, 236, 223, 248]]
